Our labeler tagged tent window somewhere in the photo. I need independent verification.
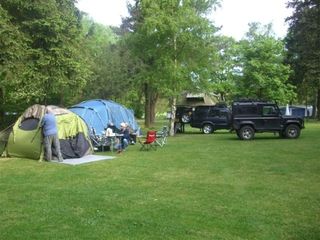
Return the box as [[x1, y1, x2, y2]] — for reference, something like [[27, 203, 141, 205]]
[[19, 118, 40, 131]]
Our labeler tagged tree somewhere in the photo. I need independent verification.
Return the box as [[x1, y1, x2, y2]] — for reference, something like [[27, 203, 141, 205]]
[[209, 36, 238, 102], [80, 17, 144, 116], [0, 5, 27, 118], [1, 0, 91, 107], [285, 0, 320, 119], [123, 0, 219, 133], [235, 23, 296, 103]]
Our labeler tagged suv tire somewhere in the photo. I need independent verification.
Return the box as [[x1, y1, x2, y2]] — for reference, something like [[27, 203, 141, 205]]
[[203, 124, 214, 134], [285, 124, 300, 139], [181, 113, 191, 123], [239, 125, 255, 140]]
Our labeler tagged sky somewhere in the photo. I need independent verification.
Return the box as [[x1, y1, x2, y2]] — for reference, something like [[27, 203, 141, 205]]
[[76, 0, 293, 40]]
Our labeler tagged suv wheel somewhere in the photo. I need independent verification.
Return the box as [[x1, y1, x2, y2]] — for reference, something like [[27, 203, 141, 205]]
[[181, 113, 191, 123], [239, 125, 255, 140], [203, 124, 214, 134], [285, 124, 300, 139]]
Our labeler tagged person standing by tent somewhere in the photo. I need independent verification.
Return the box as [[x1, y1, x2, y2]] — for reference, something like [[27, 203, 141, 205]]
[[41, 109, 63, 162]]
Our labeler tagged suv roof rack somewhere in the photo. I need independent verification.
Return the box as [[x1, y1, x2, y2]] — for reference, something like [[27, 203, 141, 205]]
[[233, 98, 269, 103]]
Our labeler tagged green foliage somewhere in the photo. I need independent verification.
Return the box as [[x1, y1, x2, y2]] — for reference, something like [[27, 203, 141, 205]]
[[0, 122, 319, 239], [0, 5, 28, 114], [81, 16, 118, 55], [138, 0, 219, 96], [285, 0, 320, 117], [235, 23, 295, 103], [123, 0, 220, 126], [79, 17, 144, 115], [209, 36, 238, 102], [0, 0, 91, 107]]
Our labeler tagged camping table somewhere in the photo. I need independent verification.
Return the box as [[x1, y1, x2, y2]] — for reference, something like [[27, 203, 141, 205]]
[[108, 133, 123, 152]]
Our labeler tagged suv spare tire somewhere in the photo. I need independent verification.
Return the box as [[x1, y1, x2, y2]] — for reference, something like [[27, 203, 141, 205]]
[[181, 113, 191, 123]]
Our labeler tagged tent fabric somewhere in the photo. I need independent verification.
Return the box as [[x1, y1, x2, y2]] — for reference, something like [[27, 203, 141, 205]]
[[59, 133, 90, 159], [0, 125, 13, 157], [5, 105, 93, 160], [69, 99, 139, 137]]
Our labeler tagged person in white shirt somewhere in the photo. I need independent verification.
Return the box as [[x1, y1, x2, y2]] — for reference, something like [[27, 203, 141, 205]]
[[105, 123, 115, 137]]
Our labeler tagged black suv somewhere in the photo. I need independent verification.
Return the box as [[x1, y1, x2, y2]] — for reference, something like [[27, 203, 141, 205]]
[[190, 105, 232, 134], [232, 100, 305, 140]]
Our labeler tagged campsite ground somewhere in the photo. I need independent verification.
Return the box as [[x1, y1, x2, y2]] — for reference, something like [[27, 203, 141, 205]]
[[0, 121, 319, 239]]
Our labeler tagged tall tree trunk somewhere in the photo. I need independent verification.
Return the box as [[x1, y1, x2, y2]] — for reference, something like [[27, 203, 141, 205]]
[[317, 87, 320, 120], [0, 87, 4, 127], [150, 92, 158, 124], [169, 34, 178, 136], [144, 83, 151, 127], [144, 82, 158, 126], [59, 93, 65, 107], [169, 97, 177, 136]]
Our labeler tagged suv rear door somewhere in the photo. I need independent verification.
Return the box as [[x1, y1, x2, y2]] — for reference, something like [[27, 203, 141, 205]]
[[208, 107, 231, 129], [190, 106, 210, 128]]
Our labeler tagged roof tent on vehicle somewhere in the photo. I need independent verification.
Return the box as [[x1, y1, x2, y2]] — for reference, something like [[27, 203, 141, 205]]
[[178, 93, 217, 106]]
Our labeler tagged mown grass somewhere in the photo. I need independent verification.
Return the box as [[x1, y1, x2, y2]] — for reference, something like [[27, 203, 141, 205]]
[[0, 122, 319, 239]]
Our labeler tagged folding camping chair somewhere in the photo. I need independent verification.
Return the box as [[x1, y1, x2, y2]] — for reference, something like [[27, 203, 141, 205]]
[[138, 130, 157, 151], [156, 126, 168, 147], [90, 127, 109, 151]]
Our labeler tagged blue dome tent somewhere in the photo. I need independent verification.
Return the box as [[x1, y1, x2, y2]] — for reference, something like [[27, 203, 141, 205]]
[[69, 99, 139, 137]]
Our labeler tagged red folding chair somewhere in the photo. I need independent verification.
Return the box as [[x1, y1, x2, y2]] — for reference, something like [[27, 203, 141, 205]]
[[139, 130, 157, 151]]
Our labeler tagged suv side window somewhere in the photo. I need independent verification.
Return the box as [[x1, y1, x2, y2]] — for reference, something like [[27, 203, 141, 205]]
[[208, 108, 220, 117], [235, 105, 258, 115], [220, 111, 229, 118], [262, 105, 277, 116], [194, 107, 208, 118]]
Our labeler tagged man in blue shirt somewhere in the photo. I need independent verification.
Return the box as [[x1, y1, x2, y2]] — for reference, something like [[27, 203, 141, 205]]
[[41, 109, 63, 162], [116, 122, 130, 153]]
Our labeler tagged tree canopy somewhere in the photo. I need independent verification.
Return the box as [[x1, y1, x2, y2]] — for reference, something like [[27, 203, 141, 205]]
[[122, 0, 220, 130], [0, 0, 91, 110], [285, 0, 320, 118], [1, 0, 319, 129], [235, 23, 295, 103]]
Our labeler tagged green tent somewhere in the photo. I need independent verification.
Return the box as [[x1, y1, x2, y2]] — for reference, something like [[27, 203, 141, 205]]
[[1, 104, 93, 160]]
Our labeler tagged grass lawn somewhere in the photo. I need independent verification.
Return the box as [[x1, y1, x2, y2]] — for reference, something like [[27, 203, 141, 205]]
[[0, 121, 319, 239]]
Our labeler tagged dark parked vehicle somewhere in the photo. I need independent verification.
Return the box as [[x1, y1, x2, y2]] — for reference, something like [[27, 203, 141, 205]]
[[190, 105, 232, 134], [232, 100, 305, 140]]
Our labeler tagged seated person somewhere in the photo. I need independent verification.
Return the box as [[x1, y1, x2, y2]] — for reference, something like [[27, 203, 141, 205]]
[[126, 123, 139, 144], [116, 122, 130, 153], [104, 123, 120, 151], [105, 123, 115, 137]]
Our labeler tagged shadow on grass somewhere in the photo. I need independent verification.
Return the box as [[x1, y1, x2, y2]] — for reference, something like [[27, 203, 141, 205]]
[[176, 130, 290, 141]]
